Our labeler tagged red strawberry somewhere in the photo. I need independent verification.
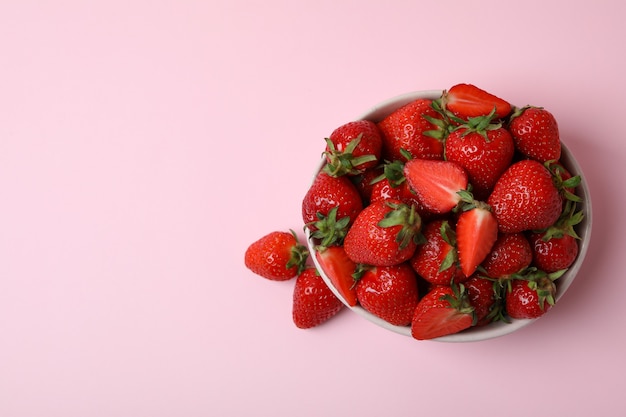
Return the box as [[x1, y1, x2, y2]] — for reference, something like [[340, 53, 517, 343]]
[[351, 166, 383, 205], [441, 83, 511, 120], [455, 199, 498, 277], [444, 116, 514, 200], [505, 272, 562, 319], [410, 219, 466, 286], [323, 120, 383, 176], [377, 98, 445, 162], [344, 199, 423, 266], [315, 245, 359, 307], [481, 233, 533, 279], [487, 159, 563, 233], [292, 267, 345, 329], [411, 284, 475, 340], [245, 230, 309, 281], [465, 275, 499, 326], [302, 171, 363, 232], [403, 158, 468, 214], [508, 106, 561, 163], [356, 263, 419, 326]]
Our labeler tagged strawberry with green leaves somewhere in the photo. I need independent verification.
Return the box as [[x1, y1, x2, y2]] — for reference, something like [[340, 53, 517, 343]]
[[245, 230, 308, 281], [292, 267, 345, 329], [343, 199, 423, 266], [377, 98, 446, 162], [508, 106, 561, 163], [465, 274, 501, 326], [356, 263, 419, 326], [315, 245, 359, 307], [411, 283, 475, 340], [441, 83, 512, 120], [505, 269, 565, 319], [323, 120, 383, 176]]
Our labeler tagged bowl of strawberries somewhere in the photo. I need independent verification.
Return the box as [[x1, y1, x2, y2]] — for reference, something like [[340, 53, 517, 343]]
[[302, 84, 592, 342]]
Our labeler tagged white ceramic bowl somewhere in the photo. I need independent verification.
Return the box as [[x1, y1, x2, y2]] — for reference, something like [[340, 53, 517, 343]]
[[306, 90, 592, 342]]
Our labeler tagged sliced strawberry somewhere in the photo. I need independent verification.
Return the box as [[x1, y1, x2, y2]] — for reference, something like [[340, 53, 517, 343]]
[[455, 202, 498, 277], [403, 158, 468, 214], [442, 83, 511, 120], [411, 285, 474, 340], [315, 246, 359, 307]]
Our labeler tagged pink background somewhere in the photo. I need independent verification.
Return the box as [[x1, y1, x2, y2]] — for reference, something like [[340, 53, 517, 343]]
[[0, 1, 624, 416]]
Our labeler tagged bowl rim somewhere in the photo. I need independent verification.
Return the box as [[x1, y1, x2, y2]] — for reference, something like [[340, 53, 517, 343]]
[[306, 89, 592, 343]]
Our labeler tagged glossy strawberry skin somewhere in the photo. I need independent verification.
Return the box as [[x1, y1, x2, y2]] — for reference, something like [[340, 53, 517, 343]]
[[292, 268, 345, 329], [444, 127, 514, 200], [487, 159, 563, 233], [481, 233, 533, 279], [377, 99, 444, 162], [302, 171, 363, 231], [370, 177, 434, 221], [509, 106, 561, 163], [245, 231, 308, 281], [443, 83, 512, 120], [315, 246, 359, 307], [356, 263, 419, 326], [529, 232, 579, 273], [325, 120, 383, 175], [411, 285, 474, 340], [505, 279, 554, 319], [465, 275, 497, 326]]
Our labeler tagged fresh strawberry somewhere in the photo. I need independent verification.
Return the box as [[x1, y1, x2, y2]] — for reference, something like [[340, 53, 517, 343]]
[[403, 158, 468, 214], [343, 199, 423, 266], [351, 166, 383, 205], [505, 270, 564, 319], [245, 230, 309, 281], [508, 106, 561, 163], [441, 83, 511, 120], [528, 200, 583, 273], [315, 245, 359, 307], [292, 267, 345, 329], [465, 274, 500, 326], [444, 114, 514, 200], [546, 160, 582, 204], [302, 171, 363, 232], [481, 233, 533, 279], [410, 219, 466, 286], [323, 120, 383, 176], [487, 159, 563, 233], [356, 263, 419, 326], [411, 284, 475, 340], [455, 197, 498, 277], [377, 98, 445, 162]]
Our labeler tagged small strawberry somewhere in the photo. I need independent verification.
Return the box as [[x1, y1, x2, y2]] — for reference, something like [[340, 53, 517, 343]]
[[508, 106, 561, 163], [245, 230, 309, 281], [315, 245, 359, 307], [343, 199, 423, 266], [455, 195, 498, 277], [444, 113, 514, 200], [410, 219, 466, 286], [292, 267, 345, 329], [441, 83, 512, 120], [403, 158, 469, 214], [411, 283, 475, 340], [323, 120, 383, 176], [302, 171, 363, 232], [356, 263, 419, 326], [505, 269, 564, 319], [465, 274, 500, 326], [377, 98, 445, 162], [481, 233, 533, 279], [487, 159, 563, 233]]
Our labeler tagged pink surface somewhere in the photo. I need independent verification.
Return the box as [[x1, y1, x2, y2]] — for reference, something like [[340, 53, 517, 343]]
[[0, 1, 623, 416]]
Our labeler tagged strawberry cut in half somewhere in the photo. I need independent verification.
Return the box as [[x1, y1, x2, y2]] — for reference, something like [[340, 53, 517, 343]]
[[403, 158, 468, 214], [411, 284, 475, 340], [442, 83, 512, 120], [315, 245, 359, 307], [455, 196, 499, 277]]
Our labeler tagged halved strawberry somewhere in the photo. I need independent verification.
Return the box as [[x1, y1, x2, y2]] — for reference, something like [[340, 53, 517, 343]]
[[455, 198, 498, 277], [441, 83, 511, 120], [315, 245, 359, 307], [411, 284, 474, 340], [403, 158, 468, 214]]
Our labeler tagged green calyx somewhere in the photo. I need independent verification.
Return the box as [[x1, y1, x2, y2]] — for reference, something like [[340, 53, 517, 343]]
[[538, 199, 584, 241], [511, 267, 565, 311], [377, 201, 424, 250], [371, 159, 407, 188], [307, 206, 351, 250], [322, 134, 377, 177], [286, 229, 310, 275], [441, 282, 476, 324], [438, 220, 459, 273], [454, 107, 502, 142], [545, 160, 582, 203]]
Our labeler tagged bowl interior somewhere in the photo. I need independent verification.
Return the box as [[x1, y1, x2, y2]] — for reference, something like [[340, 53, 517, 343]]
[[306, 90, 592, 342]]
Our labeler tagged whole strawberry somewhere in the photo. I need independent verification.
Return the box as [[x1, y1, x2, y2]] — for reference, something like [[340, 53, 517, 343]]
[[481, 233, 533, 279], [356, 263, 419, 326], [505, 271, 562, 319], [245, 230, 309, 281], [487, 159, 563, 233], [465, 274, 499, 326], [377, 98, 445, 162], [508, 106, 561, 163], [323, 120, 383, 176], [344, 199, 423, 266], [292, 267, 345, 329]]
